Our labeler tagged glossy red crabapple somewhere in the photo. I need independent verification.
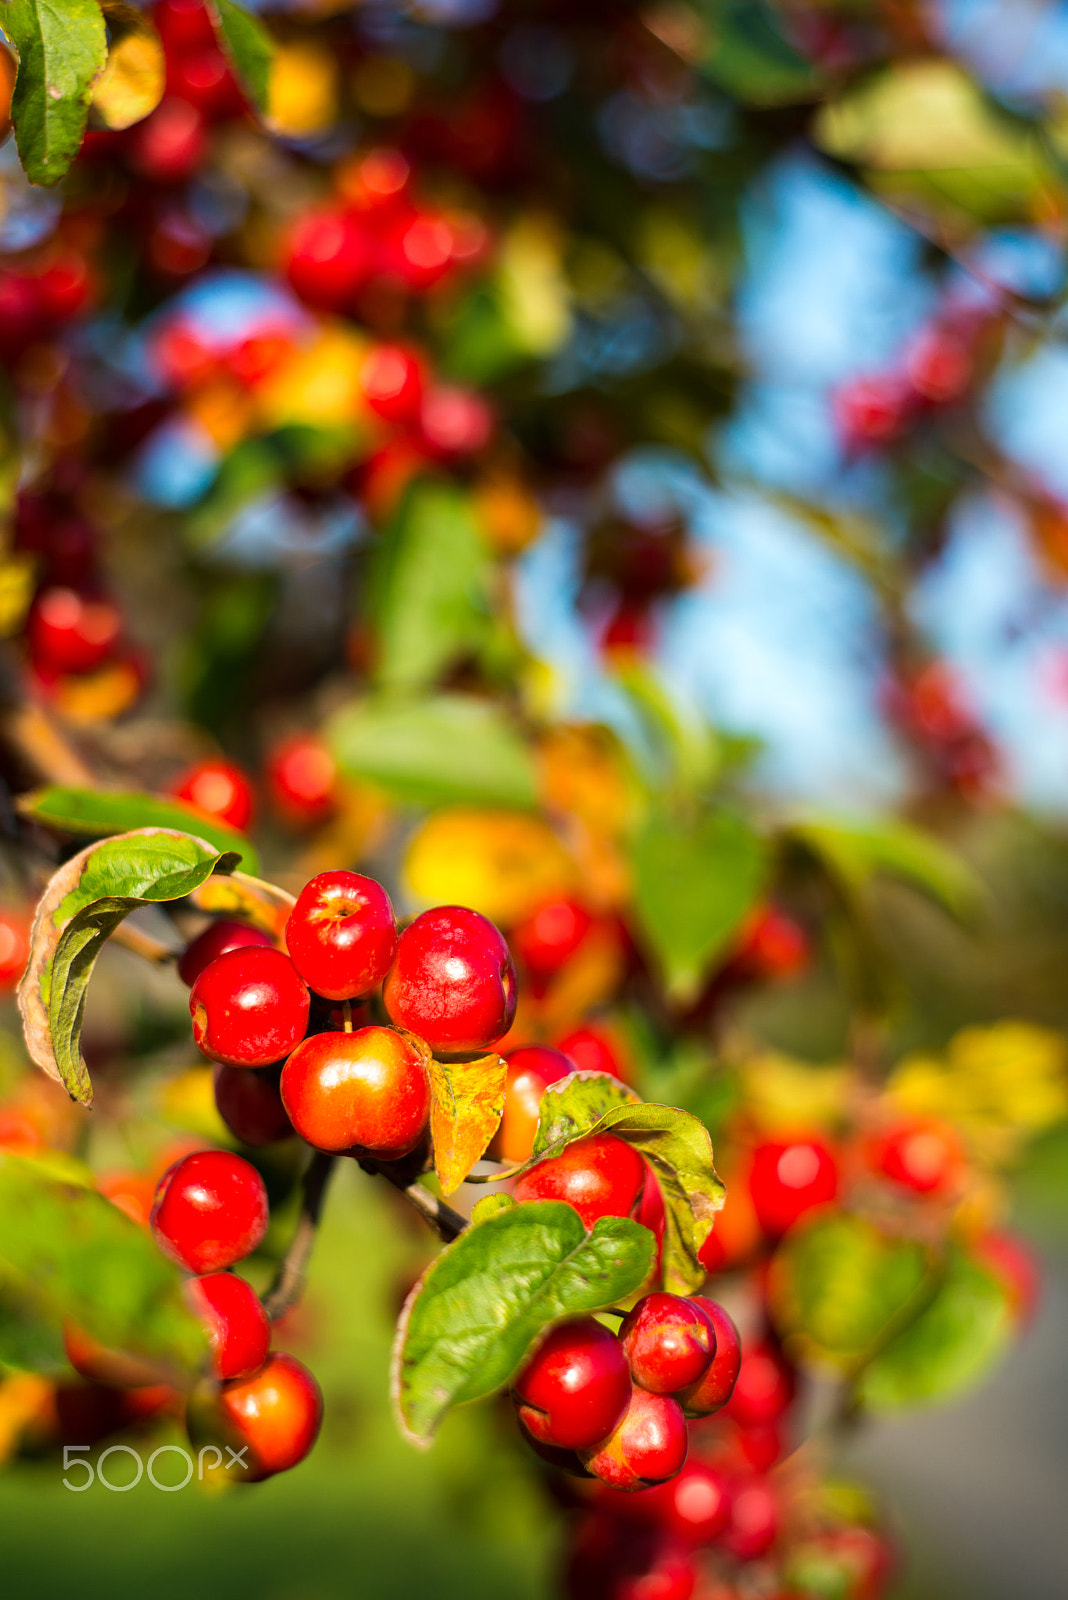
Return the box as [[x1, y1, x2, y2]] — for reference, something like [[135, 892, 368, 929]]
[[0, 908, 29, 990], [619, 1294, 715, 1395], [513, 1317, 631, 1451], [267, 734, 338, 827], [513, 1133, 646, 1232], [187, 1352, 323, 1481], [150, 1149, 269, 1273], [635, 1458, 732, 1545], [721, 1338, 795, 1428], [359, 344, 425, 424], [27, 587, 121, 674], [177, 919, 274, 988], [675, 1298, 741, 1418], [512, 897, 594, 981], [213, 1064, 293, 1145], [190, 946, 309, 1068], [170, 757, 255, 832], [284, 207, 372, 310], [555, 1023, 632, 1084], [382, 905, 517, 1056], [748, 1136, 839, 1237], [868, 1117, 963, 1195], [285, 871, 397, 1001], [185, 1271, 270, 1381], [280, 1025, 430, 1158], [489, 1044, 576, 1164], [580, 1386, 688, 1491], [721, 1475, 778, 1561]]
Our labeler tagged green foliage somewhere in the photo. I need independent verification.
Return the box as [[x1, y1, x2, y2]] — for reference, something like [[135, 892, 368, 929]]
[[18, 784, 259, 874], [630, 807, 768, 1000], [3, 0, 106, 185], [209, 0, 273, 114], [392, 1201, 654, 1445], [860, 1247, 1013, 1409], [328, 694, 538, 808], [791, 814, 982, 924], [768, 1214, 931, 1365], [521, 1075, 726, 1294], [19, 830, 237, 1105], [695, 0, 824, 106], [0, 1150, 206, 1378], [370, 480, 493, 694]]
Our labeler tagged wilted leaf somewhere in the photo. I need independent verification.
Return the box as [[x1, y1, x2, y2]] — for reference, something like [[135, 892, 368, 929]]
[[91, 2, 164, 130], [3, 0, 107, 184], [392, 1202, 654, 1445], [520, 1079, 725, 1294], [18, 829, 239, 1105], [767, 1214, 931, 1366], [0, 1151, 206, 1380], [18, 785, 260, 874], [427, 1052, 507, 1196], [631, 808, 768, 1001], [328, 694, 538, 809]]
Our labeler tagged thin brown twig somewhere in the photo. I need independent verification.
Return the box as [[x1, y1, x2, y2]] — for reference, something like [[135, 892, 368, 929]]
[[262, 1150, 337, 1321], [110, 921, 177, 965]]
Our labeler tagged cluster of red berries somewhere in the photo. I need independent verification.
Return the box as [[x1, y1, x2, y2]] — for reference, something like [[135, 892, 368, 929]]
[[163, 736, 342, 840], [182, 870, 515, 1160], [832, 302, 1001, 453], [882, 659, 1001, 800], [513, 1294, 741, 1492]]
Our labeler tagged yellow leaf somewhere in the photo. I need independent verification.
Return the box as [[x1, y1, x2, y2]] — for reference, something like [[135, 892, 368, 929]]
[[427, 1052, 507, 1197], [92, 4, 165, 131], [267, 41, 338, 138], [404, 807, 574, 924], [0, 554, 36, 637]]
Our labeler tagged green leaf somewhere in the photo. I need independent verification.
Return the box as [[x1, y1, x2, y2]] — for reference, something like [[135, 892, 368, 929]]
[[767, 1214, 930, 1366], [370, 481, 493, 694], [790, 814, 982, 924], [3, 0, 107, 184], [392, 1202, 654, 1446], [0, 1150, 206, 1378], [630, 808, 768, 1001], [859, 1247, 1013, 1410], [328, 694, 538, 809], [18, 785, 260, 875], [0, 1277, 66, 1373], [18, 829, 239, 1106], [209, 0, 272, 114], [696, 0, 823, 106], [521, 1079, 725, 1295]]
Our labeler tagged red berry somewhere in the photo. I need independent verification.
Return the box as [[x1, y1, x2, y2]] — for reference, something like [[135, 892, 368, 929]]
[[267, 734, 338, 827], [721, 1339, 795, 1428], [905, 326, 972, 404], [637, 1459, 731, 1545], [154, 0, 218, 54], [675, 1299, 741, 1418], [729, 905, 809, 982], [171, 758, 255, 832], [213, 1064, 293, 1145], [868, 1117, 963, 1195], [382, 905, 517, 1056], [27, 587, 121, 675], [285, 208, 372, 310], [513, 1132, 646, 1232], [190, 947, 309, 1068], [721, 1476, 778, 1561], [748, 1137, 839, 1237], [620, 1294, 715, 1396], [0, 909, 29, 990], [186, 1272, 270, 1380], [513, 897, 594, 980], [581, 1386, 688, 1491], [129, 96, 206, 183], [37, 251, 94, 322], [833, 375, 913, 449], [285, 871, 397, 1002], [177, 919, 274, 988], [555, 1023, 631, 1085], [280, 1025, 430, 1158], [419, 386, 494, 456], [150, 1150, 269, 1273], [359, 344, 425, 425], [974, 1229, 1041, 1328], [636, 1165, 667, 1268], [187, 1352, 322, 1481], [489, 1044, 576, 1164], [617, 1547, 697, 1600], [513, 1317, 631, 1451]]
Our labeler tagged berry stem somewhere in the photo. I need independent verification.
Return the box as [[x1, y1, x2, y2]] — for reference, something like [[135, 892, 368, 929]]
[[262, 1149, 336, 1321], [342, 999, 353, 1033]]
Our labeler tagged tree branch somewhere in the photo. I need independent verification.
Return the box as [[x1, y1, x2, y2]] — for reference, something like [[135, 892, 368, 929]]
[[262, 1150, 336, 1322], [357, 1154, 467, 1241]]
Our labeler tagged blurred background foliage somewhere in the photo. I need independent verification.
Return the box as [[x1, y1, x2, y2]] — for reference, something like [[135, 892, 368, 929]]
[[0, 0, 1066, 1596]]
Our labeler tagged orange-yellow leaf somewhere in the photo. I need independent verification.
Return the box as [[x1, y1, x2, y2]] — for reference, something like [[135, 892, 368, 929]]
[[428, 1053, 507, 1197]]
